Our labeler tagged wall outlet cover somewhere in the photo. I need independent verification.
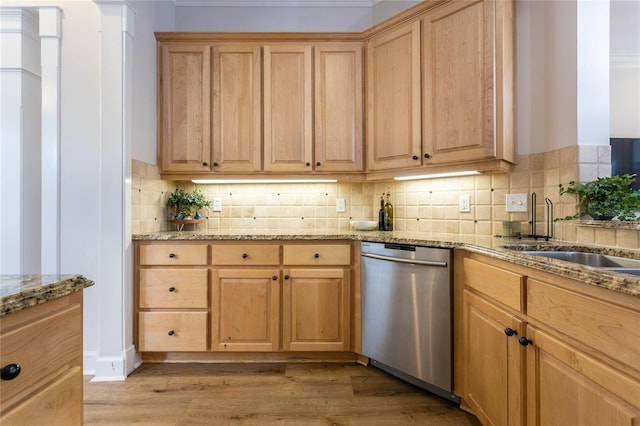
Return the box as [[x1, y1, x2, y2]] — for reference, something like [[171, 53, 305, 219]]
[[459, 194, 471, 212], [506, 193, 528, 212], [336, 198, 346, 213], [212, 197, 222, 212]]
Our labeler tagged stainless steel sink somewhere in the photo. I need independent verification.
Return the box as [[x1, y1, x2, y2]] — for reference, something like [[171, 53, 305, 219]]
[[521, 251, 640, 268]]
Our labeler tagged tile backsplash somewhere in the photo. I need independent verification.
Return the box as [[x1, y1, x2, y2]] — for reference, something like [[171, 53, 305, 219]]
[[131, 145, 639, 249]]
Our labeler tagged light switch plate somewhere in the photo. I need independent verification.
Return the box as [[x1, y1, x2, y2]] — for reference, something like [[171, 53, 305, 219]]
[[212, 197, 222, 212], [506, 193, 528, 212], [336, 198, 346, 213], [459, 194, 470, 212]]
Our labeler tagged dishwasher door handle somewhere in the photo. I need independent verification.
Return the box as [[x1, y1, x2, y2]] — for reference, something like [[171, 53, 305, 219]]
[[361, 253, 448, 267]]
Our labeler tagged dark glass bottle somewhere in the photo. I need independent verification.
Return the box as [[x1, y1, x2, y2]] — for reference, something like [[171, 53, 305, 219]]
[[384, 190, 394, 231], [378, 195, 386, 230]]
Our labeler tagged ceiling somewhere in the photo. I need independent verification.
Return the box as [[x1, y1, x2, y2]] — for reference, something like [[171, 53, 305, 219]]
[[171, 0, 383, 6]]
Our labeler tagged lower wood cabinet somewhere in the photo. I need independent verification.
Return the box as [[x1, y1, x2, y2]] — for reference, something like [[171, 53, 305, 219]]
[[458, 251, 640, 426], [283, 268, 350, 351], [135, 240, 354, 355]]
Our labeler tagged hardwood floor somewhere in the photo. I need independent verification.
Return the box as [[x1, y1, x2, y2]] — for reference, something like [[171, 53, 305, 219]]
[[84, 363, 479, 425]]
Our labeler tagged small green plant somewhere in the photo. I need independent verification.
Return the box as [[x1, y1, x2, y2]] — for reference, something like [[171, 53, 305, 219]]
[[167, 188, 211, 219], [557, 174, 640, 221]]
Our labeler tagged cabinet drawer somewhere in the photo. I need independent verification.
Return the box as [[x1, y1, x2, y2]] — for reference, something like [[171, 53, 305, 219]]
[[0, 304, 81, 409], [211, 244, 279, 265], [139, 269, 208, 309], [139, 244, 208, 266], [138, 312, 207, 352], [463, 257, 523, 311], [527, 279, 640, 370], [283, 244, 351, 265]]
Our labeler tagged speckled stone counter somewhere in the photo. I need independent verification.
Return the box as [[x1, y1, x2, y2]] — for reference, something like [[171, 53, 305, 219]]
[[0, 275, 95, 316], [134, 230, 640, 298]]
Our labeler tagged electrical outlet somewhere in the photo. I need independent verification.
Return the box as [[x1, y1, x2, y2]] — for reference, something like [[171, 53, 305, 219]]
[[459, 194, 471, 212], [506, 193, 528, 212], [212, 197, 222, 212], [336, 198, 346, 213]]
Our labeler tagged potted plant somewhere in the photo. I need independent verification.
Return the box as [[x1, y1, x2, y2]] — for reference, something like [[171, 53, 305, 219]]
[[557, 174, 640, 221], [167, 188, 211, 220]]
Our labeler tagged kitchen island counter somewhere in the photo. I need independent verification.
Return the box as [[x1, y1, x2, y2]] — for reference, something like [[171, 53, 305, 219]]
[[133, 230, 640, 298], [0, 274, 94, 316]]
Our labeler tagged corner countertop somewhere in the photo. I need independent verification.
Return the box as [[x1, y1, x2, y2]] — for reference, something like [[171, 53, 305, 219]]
[[133, 230, 640, 298], [0, 275, 95, 317]]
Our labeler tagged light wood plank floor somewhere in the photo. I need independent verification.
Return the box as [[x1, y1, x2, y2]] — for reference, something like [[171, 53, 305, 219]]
[[84, 363, 480, 425]]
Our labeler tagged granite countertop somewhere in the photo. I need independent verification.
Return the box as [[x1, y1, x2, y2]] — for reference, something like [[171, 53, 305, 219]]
[[0, 274, 95, 316], [134, 230, 640, 298]]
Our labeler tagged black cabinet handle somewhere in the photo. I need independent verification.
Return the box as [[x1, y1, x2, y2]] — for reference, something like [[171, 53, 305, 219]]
[[168, 330, 175, 336], [314, 253, 320, 259], [202, 161, 208, 167], [213, 162, 219, 167], [168, 287, 176, 292], [242, 253, 248, 259], [412, 155, 419, 160], [504, 328, 517, 337], [316, 161, 321, 166], [272, 275, 278, 281], [168, 253, 176, 259], [518, 337, 533, 346], [424, 153, 432, 159], [1, 364, 21, 381], [305, 162, 311, 167], [284, 275, 290, 280]]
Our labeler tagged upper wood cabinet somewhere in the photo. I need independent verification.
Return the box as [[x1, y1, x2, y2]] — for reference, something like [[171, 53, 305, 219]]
[[263, 45, 314, 173], [366, 21, 422, 171], [315, 43, 363, 172], [421, 0, 515, 165], [212, 45, 262, 172], [159, 44, 211, 173]]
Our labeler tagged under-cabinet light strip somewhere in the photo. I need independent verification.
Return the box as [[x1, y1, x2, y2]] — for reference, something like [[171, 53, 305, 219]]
[[394, 171, 481, 181], [192, 179, 338, 184]]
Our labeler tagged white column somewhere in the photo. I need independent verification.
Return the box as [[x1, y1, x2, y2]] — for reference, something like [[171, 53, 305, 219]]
[[39, 6, 62, 274]]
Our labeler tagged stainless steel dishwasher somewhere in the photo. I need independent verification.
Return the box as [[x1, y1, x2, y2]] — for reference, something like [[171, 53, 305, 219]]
[[361, 241, 458, 403]]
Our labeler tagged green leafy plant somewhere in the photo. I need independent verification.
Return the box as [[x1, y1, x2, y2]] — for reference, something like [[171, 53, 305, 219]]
[[167, 188, 211, 218], [557, 174, 640, 221]]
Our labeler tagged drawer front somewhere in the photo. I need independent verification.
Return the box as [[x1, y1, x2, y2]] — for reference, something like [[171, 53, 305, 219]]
[[139, 244, 208, 266], [211, 244, 280, 265], [283, 244, 351, 266], [139, 269, 208, 309], [0, 304, 81, 409], [527, 279, 640, 370], [463, 257, 523, 311], [138, 312, 207, 352]]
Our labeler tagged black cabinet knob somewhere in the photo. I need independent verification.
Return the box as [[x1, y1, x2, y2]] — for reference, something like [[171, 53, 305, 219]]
[[305, 162, 311, 167], [168, 330, 175, 336], [168, 287, 176, 292], [316, 161, 321, 166], [424, 153, 432, 159], [213, 162, 219, 167], [412, 155, 419, 160], [518, 337, 533, 346], [168, 253, 176, 258], [272, 275, 278, 281], [504, 328, 517, 337], [1, 364, 21, 381], [242, 253, 248, 259], [202, 162, 208, 167], [314, 253, 320, 259], [284, 275, 290, 280]]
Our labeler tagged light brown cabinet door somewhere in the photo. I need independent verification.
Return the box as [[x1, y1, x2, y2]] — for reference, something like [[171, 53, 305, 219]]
[[160, 44, 211, 172], [263, 45, 313, 172], [463, 290, 524, 426], [211, 269, 280, 351], [314, 43, 363, 172], [366, 21, 422, 171], [282, 268, 350, 351], [212, 45, 262, 172], [526, 326, 640, 426], [422, 0, 515, 164]]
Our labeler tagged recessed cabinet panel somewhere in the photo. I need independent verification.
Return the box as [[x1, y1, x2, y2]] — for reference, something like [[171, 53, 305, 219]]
[[213, 46, 262, 172], [160, 44, 211, 172], [139, 244, 208, 266], [138, 311, 208, 352], [211, 244, 280, 265], [283, 244, 351, 266], [139, 269, 208, 309]]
